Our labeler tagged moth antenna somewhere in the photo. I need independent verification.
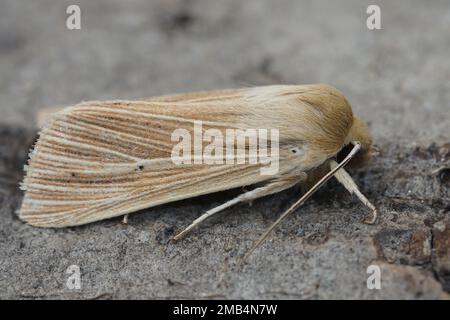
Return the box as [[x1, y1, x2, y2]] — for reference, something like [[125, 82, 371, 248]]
[[240, 141, 362, 264], [329, 160, 377, 224]]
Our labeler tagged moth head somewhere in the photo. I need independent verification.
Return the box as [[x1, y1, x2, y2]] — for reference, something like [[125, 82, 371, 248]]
[[340, 116, 373, 167]]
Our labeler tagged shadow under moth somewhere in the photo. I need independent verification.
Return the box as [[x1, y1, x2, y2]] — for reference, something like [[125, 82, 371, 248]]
[[19, 84, 377, 261]]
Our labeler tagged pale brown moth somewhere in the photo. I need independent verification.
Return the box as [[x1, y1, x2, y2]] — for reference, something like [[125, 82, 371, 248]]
[[19, 84, 377, 260]]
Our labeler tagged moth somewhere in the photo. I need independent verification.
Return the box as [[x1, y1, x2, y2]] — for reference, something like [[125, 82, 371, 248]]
[[19, 84, 377, 259]]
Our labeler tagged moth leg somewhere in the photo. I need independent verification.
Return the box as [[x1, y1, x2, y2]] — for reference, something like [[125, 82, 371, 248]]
[[329, 160, 377, 224], [122, 214, 129, 224], [173, 175, 304, 241], [241, 141, 362, 263]]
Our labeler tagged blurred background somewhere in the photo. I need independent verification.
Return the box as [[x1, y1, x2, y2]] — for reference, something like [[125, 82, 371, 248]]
[[1, 0, 449, 142]]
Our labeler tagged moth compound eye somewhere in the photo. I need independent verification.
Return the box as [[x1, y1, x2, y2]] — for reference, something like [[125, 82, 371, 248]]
[[289, 146, 302, 155]]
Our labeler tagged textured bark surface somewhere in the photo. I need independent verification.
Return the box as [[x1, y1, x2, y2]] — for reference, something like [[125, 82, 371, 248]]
[[0, 0, 449, 299]]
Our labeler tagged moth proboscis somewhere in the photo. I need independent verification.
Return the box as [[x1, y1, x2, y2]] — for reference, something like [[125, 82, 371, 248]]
[[20, 84, 377, 261]]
